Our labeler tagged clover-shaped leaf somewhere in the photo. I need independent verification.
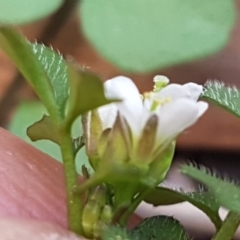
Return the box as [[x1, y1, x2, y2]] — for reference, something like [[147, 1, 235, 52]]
[[0, 0, 62, 24], [80, 0, 235, 72]]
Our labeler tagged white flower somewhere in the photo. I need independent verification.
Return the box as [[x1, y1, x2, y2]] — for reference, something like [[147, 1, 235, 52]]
[[84, 75, 208, 173], [97, 76, 208, 153]]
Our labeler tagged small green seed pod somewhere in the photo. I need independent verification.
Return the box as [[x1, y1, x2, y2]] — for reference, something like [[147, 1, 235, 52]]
[[100, 205, 113, 224], [82, 199, 102, 238]]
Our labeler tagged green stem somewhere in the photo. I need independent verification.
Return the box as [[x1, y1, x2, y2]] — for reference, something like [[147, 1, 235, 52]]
[[59, 128, 82, 234], [212, 212, 240, 240], [119, 189, 152, 226], [73, 174, 104, 195]]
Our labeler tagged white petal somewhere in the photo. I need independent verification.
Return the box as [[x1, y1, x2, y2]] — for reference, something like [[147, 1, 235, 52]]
[[104, 76, 141, 104], [183, 83, 203, 101], [98, 103, 118, 129], [156, 99, 203, 147], [143, 98, 152, 111], [196, 101, 208, 118], [104, 76, 145, 135], [154, 84, 191, 100]]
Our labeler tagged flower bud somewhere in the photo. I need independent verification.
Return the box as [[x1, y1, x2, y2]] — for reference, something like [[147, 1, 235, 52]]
[[81, 185, 107, 238], [82, 110, 103, 169], [82, 199, 102, 238]]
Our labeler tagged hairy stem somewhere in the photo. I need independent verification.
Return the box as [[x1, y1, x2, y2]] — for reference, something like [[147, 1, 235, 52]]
[[212, 212, 240, 240], [59, 128, 82, 234]]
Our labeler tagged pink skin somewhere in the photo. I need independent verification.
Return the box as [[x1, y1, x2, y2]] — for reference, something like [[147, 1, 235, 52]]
[[0, 128, 141, 239]]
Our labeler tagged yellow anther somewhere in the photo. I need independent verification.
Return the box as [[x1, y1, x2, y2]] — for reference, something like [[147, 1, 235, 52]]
[[150, 97, 172, 111], [143, 91, 154, 99]]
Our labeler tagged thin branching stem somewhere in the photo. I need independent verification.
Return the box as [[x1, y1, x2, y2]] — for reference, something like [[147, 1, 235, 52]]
[[119, 189, 152, 226], [212, 212, 240, 240]]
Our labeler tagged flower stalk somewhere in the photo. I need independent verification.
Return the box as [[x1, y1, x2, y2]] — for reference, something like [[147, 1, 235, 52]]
[[59, 127, 83, 234], [119, 188, 152, 226]]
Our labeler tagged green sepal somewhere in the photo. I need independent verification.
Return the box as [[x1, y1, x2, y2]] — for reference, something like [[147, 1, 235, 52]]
[[134, 114, 158, 163], [83, 110, 103, 160], [97, 128, 111, 160], [101, 113, 129, 165], [141, 141, 175, 188], [88, 128, 111, 171]]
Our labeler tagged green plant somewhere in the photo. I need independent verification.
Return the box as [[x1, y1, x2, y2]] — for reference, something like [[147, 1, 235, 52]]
[[0, 1, 239, 239]]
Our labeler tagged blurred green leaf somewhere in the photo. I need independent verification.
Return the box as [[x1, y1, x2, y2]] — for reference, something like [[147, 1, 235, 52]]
[[201, 81, 240, 118], [144, 186, 222, 229], [130, 216, 188, 240], [0, 0, 62, 24], [0, 27, 69, 121], [65, 67, 119, 126], [27, 115, 60, 145], [9, 101, 89, 174], [182, 164, 240, 214], [80, 0, 235, 72]]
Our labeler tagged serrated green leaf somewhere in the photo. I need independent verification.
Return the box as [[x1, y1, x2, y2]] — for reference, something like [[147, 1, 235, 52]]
[[65, 66, 120, 127], [27, 115, 60, 145], [31, 43, 69, 118], [144, 186, 222, 230], [181, 164, 240, 214], [201, 80, 240, 118], [130, 215, 188, 240], [0, 27, 59, 121], [80, 0, 235, 72], [0, 0, 62, 24]]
